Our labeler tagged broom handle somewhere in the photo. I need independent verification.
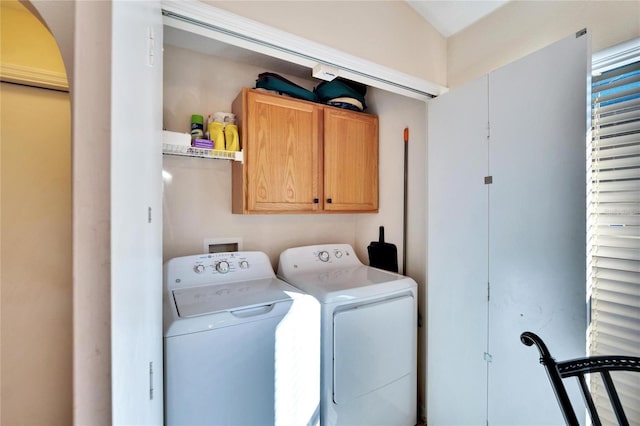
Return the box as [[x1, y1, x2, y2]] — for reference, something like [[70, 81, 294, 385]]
[[403, 127, 409, 275]]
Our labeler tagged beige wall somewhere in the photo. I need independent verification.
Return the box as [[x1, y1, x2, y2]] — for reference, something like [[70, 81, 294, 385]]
[[448, 0, 640, 88], [163, 44, 425, 271], [70, 2, 113, 424], [0, 83, 72, 425], [14, 1, 113, 424], [0, 2, 72, 425], [208, 0, 448, 87]]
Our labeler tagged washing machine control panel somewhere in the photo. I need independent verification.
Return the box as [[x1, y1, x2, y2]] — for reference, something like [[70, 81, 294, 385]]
[[166, 251, 275, 290]]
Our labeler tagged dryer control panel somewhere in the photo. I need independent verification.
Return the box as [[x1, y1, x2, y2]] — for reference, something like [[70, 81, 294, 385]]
[[278, 244, 362, 276]]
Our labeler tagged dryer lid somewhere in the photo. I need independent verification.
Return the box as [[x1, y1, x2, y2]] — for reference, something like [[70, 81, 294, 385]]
[[278, 265, 416, 303], [172, 277, 292, 318]]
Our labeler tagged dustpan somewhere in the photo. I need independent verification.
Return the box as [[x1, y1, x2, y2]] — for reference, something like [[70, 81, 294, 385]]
[[367, 226, 398, 273]]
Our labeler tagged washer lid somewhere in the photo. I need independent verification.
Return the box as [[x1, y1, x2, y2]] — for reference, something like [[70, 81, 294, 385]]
[[172, 277, 292, 318], [278, 265, 416, 303]]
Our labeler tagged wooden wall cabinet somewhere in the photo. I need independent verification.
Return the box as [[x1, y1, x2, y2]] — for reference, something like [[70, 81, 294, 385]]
[[232, 88, 378, 214]]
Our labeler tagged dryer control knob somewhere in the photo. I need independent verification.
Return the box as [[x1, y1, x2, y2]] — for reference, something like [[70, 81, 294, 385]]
[[239, 260, 249, 269], [216, 261, 230, 274], [193, 264, 206, 274], [334, 250, 343, 259], [318, 251, 330, 262]]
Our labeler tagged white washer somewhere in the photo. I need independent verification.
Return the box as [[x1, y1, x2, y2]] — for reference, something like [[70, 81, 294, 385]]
[[277, 244, 417, 426], [164, 251, 320, 426]]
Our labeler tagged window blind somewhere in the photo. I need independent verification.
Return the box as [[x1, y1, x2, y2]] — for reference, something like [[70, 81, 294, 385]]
[[588, 40, 640, 425]]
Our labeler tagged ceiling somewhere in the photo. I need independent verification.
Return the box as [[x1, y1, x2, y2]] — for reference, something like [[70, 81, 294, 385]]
[[406, 1, 510, 37]]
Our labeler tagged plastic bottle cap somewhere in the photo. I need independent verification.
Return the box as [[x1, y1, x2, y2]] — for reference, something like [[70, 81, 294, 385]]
[[191, 114, 204, 124]]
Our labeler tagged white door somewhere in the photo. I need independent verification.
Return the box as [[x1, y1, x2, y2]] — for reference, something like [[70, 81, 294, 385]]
[[427, 75, 490, 425], [111, 2, 164, 424], [487, 31, 589, 425], [427, 31, 589, 425]]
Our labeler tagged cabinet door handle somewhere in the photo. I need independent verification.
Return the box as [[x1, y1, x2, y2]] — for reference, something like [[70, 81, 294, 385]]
[[327, 198, 332, 204], [313, 198, 319, 204]]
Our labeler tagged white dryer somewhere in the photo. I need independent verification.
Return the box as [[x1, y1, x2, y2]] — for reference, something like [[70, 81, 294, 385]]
[[277, 244, 417, 426], [164, 251, 320, 426]]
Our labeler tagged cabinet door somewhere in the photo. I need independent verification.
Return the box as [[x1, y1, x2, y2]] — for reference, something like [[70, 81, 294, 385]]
[[245, 91, 322, 212], [323, 108, 378, 212]]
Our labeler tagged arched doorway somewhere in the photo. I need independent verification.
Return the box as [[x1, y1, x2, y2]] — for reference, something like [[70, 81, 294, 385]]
[[0, 1, 72, 424]]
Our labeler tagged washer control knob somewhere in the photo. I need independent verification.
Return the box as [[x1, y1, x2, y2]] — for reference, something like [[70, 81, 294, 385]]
[[239, 260, 249, 269], [318, 251, 330, 262], [216, 261, 230, 274], [193, 264, 206, 274], [334, 250, 343, 259]]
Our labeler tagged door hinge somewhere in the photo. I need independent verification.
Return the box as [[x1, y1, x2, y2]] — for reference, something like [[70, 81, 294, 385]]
[[148, 206, 152, 223], [148, 27, 156, 67], [484, 176, 493, 185], [576, 28, 587, 38], [484, 352, 493, 363], [487, 281, 491, 301], [149, 361, 154, 400]]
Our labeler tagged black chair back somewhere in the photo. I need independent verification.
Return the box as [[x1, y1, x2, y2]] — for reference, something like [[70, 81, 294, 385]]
[[520, 331, 640, 426]]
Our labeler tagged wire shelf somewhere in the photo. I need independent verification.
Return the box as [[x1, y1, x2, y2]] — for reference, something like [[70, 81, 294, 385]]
[[162, 143, 243, 162]]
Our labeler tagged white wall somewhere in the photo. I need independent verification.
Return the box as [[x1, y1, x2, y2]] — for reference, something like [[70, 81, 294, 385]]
[[448, 0, 640, 88]]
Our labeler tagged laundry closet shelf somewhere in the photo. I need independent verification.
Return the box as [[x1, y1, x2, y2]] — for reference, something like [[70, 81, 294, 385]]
[[162, 143, 243, 162]]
